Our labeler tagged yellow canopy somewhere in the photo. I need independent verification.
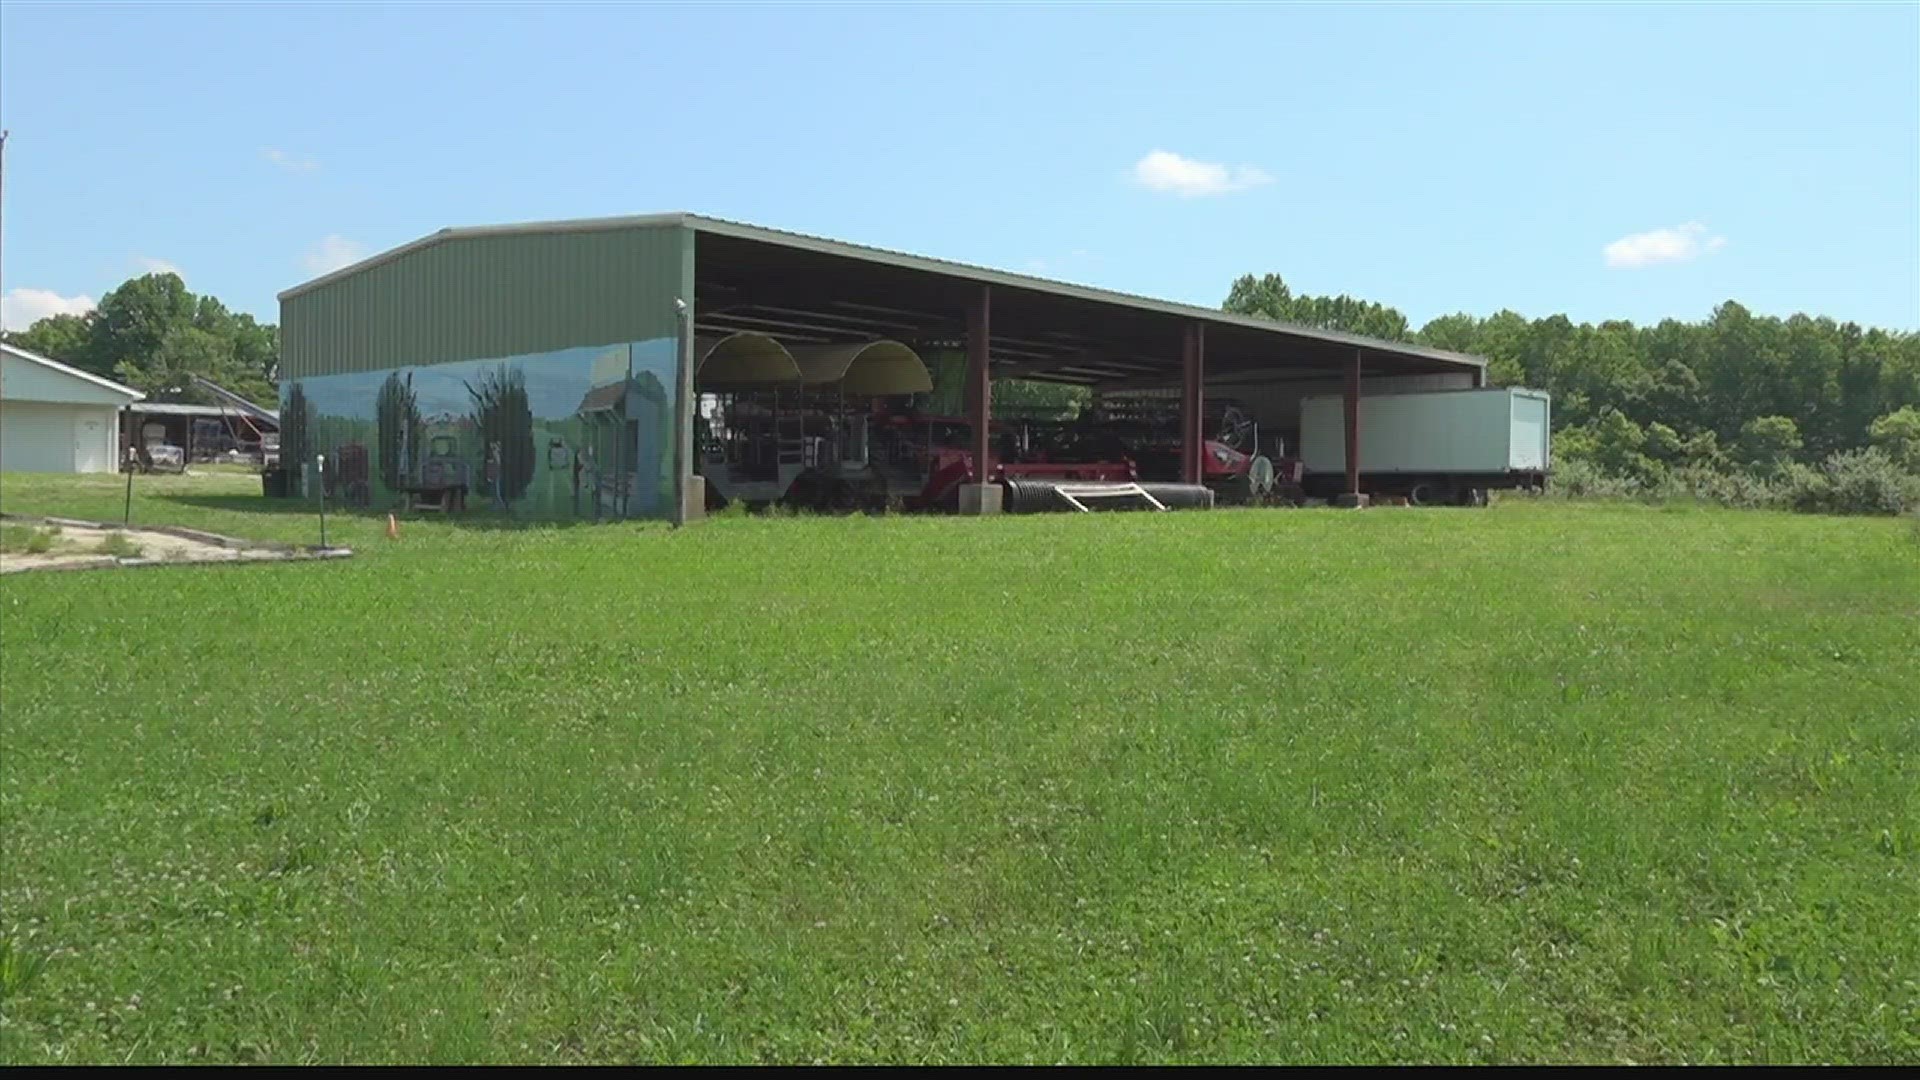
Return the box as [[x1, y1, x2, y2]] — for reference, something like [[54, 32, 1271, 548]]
[[695, 332, 801, 387], [794, 340, 933, 396]]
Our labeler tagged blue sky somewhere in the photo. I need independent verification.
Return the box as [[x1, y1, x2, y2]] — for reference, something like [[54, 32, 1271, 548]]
[[2, 3, 1915, 334]]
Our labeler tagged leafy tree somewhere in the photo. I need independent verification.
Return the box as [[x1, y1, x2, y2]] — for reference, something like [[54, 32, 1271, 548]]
[[1682, 429, 1727, 471], [1591, 408, 1661, 482], [3, 313, 90, 364], [89, 273, 197, 380], [1, 271, 280, 406], [1868, 406, 1920, 470], [1644, 422, 1687, 465], [1225, 273, 1412, 340], [1738, 415, 1804, 471]]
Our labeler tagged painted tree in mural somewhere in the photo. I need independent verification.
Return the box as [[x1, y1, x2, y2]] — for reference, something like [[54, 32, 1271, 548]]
[[465, 364, 535, 504], [281, 382, 312, 470], [375, 371, 422, 492]]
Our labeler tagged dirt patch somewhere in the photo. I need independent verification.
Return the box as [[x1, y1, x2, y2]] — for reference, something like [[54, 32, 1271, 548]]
[[0, 516, 349, 574]]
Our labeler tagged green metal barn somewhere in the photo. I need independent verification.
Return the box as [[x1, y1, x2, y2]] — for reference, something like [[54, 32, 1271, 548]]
[[278, 214, 1487, 521]]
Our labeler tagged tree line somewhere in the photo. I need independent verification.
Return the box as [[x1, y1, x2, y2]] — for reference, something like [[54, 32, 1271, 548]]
[[6, 268, 1915, 504], [1223, 274, 1920, 503], [3, 272, 278, 407]]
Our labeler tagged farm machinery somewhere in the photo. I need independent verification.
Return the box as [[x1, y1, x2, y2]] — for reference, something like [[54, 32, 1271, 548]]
[[694, 334, 1215, 514], [698, 398, 1171, 513], [1074, 396, 1305, 506]]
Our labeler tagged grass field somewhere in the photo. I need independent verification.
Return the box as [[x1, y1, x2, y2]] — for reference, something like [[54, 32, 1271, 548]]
[[1, 471, 1916, 1063]]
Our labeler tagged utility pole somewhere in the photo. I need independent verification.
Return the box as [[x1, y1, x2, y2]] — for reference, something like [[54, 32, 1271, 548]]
[[1, 130, 10, 339]]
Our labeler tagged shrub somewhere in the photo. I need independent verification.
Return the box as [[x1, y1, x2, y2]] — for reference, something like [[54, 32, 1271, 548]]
[[94, 532, 144, 559], [1548, 458, 1641, 500], [1809, 448, 1920, 516], [0, 525, 58, 555], [1655, 465, 1792, 511]]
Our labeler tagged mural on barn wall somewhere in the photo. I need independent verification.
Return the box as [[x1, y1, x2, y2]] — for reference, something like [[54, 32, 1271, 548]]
[[280, 338, 678, 520]]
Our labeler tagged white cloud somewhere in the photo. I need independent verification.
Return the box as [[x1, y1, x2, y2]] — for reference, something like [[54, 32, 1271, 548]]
[[1132, 149, 1273, 197], [263, 148, 318, 171], [303, 235, 369, 276], [1603, 222, 1728, 269], [1, 288, 96, 331], [133, 256, 184, 278]]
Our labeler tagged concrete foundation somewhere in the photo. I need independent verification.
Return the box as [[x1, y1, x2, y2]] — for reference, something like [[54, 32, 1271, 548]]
[[680, 476, 707, 523], [957, 483, 1003, 516], [1334, 492, 1371, 508]]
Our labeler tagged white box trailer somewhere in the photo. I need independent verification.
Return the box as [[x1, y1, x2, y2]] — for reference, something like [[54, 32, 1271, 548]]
[[1298, 387, 1550, 505]]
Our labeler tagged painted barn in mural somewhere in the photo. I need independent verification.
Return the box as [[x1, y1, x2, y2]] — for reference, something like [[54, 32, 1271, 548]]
[[277, 222, 686, 521]]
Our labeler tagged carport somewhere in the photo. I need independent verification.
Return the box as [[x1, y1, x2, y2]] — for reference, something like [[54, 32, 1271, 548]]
[[685, 217, 1485, 507]]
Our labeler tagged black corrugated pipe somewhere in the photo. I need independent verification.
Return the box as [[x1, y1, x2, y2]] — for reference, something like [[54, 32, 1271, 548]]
[[1000, 478, 1215, 514]]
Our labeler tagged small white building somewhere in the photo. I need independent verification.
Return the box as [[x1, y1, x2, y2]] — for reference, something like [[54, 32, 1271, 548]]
[[1, 344, 144, 473]]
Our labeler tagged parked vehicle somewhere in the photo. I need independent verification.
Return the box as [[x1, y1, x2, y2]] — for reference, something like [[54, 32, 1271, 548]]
[[140, 442, 187, 474], [1297, 387, 1551, 505]]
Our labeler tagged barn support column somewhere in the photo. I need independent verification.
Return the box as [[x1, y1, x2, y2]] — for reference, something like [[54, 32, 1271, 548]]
[[1336, 348, 1370, 508], [1180, 322, 1205, 485], [958, 284, 1001, 515]]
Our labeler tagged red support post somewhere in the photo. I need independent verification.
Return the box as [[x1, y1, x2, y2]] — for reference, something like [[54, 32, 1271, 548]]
[[1180, 323, 1205, 485], [968, 285, 991, 479], [1344, 348, 1362, 497]]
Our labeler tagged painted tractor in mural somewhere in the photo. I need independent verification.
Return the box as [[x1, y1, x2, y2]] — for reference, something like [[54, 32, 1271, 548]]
[[418, 414, 476, 491], [324, 442, 372, 507]]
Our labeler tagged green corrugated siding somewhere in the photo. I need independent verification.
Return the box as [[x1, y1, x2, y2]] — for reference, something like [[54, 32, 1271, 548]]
[[280, 224, 687, 378]]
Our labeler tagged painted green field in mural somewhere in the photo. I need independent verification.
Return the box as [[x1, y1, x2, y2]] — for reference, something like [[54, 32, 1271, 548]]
[[281, 339, 678, 522], [1, 471, 1916, 1064]]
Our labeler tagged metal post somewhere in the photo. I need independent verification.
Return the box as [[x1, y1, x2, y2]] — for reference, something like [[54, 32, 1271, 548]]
[[672, 297, 692, 527], [1344, 349, 1362, 498], [968, 285, 991, 478], [316, 453, 329, 549], [0, 131, 10, 321], [623, 338, 636, 520], [1181, 322, 1204, 485], [123, 444, 136, 524]]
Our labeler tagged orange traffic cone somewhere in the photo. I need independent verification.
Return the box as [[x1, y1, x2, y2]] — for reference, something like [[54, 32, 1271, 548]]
[[386, 513, 399, 540]]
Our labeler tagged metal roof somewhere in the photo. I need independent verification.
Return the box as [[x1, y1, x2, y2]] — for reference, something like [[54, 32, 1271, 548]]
[[278, 213, 1485, 384], [1, 343, 145, 401], [129, 402, 281, 422]]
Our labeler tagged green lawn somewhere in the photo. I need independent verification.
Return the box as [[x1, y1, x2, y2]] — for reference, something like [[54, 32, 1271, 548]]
[[1, 472, 1916, 1063]]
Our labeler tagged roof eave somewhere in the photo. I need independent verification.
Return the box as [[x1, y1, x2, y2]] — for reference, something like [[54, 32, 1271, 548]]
[[275, 211, 693, 302], [276, 212, 1486, 373], [1, 343, 146, 401]]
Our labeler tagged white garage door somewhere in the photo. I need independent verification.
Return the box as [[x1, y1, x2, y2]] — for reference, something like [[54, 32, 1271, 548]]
[[1, 401, 78, 473]]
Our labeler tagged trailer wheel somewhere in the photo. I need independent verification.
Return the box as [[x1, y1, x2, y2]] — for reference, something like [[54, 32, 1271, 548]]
[[1409, 481, 1439, 507], [1456, 487, 1488, 508]]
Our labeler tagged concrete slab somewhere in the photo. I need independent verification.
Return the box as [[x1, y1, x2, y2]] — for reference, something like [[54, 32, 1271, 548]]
[[0, 514, 350, 574]]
